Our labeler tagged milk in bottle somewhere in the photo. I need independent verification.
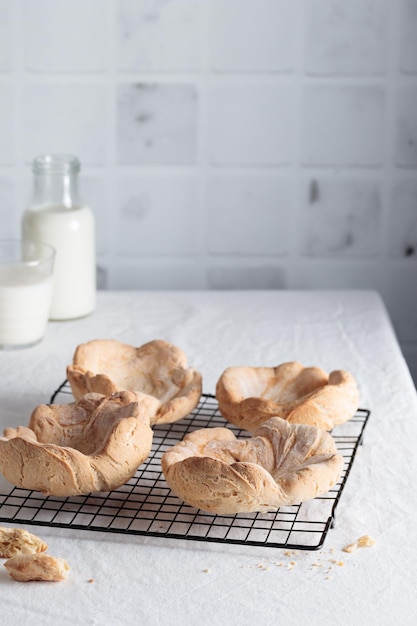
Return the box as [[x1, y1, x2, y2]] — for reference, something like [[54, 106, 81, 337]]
[[22, 154, 96, 320]]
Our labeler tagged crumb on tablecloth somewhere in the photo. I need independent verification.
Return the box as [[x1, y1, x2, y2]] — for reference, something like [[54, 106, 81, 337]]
[[343, 543, 358, 553], [357, 535, 376, 548], [343, 534, 376, 553]]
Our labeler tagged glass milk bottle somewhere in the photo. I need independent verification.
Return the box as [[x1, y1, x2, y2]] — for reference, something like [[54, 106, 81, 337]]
[[22, 154, 96, 320]]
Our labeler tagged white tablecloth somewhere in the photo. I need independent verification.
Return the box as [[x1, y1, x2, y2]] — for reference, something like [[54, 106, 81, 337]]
[[0, 290, 416, 626]]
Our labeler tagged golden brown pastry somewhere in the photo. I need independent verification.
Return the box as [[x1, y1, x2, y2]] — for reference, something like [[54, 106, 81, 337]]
[[216, 361, 359, 431], [4, 554, 70, 582], [67, 339, 202, 426], [0, 526, 47, 558], [0, 391, 153, 496], [161, 417, 343, 514]]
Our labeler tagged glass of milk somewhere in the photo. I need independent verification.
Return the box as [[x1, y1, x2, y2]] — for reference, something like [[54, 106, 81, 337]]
[[0, 239, 55, 349]]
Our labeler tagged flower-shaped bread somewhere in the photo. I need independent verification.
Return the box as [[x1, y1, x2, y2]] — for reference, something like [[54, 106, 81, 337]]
[[216, 361, 359, 431], [67, 339, 203, 426], [0, 391, 153, 496], [161, 417, 343, 514]]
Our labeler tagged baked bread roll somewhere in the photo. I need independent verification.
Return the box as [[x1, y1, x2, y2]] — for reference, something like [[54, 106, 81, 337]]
[[0, 391, 153, 496], [161, 417, 343, 514], [67, 339, 202, 426], [216, 362, 359, 431]]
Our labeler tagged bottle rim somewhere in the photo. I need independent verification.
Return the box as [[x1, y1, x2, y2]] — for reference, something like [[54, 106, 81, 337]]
[[32, 154, 81, 175]]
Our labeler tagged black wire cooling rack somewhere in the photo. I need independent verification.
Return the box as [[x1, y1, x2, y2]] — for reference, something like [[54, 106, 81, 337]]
[[0, 381, 370, 551]]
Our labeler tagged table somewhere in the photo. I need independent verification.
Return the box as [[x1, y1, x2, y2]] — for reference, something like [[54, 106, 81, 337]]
[[0, 290, 416, 626]]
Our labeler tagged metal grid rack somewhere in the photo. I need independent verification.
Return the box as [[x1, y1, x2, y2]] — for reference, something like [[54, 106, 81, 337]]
[[0, 381, 370, 551]]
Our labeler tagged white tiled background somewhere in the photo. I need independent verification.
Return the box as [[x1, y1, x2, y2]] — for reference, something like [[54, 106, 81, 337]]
[[1, 0, 417, 383]]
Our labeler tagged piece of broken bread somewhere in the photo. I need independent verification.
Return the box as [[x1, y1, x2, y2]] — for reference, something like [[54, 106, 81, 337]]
[[0, 526, 47, 558], [4, 553, 70, 582]]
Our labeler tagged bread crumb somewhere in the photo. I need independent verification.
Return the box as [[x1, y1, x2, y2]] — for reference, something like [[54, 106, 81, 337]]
[[203, 568, 210, 573], [289, 561, 296, 566], [357, 535, 376, 548], [343, 543, 358, 553], [343, 535, 375, 552], [88, 578, 95, 583], [257, 563, 270, 571]]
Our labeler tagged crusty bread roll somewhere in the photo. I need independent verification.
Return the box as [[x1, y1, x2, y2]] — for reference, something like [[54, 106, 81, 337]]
[[67, 339, 202, 426], [216, 361, 359, 431], [161, 417, 344, 514], [0, 391, 153, 496]]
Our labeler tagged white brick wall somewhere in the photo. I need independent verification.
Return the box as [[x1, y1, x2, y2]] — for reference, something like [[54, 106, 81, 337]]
[[305, 0, 389, 76], [301, 86, 385, 166], [117, 83, 198, 164], [208, 84, 294, 165], [207, 175, 291, 256], [0, 0, 416, 383], [23, 83, 107, 165], [0, 83, 14, 164]]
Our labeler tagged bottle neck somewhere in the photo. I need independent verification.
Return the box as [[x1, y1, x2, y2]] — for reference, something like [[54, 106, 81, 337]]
[[31, 154, 81, 208], [32, 172, 80, 208]]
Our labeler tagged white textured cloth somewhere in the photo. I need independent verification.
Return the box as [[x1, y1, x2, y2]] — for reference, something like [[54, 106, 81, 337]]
[[0, 290, 416, 626]]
